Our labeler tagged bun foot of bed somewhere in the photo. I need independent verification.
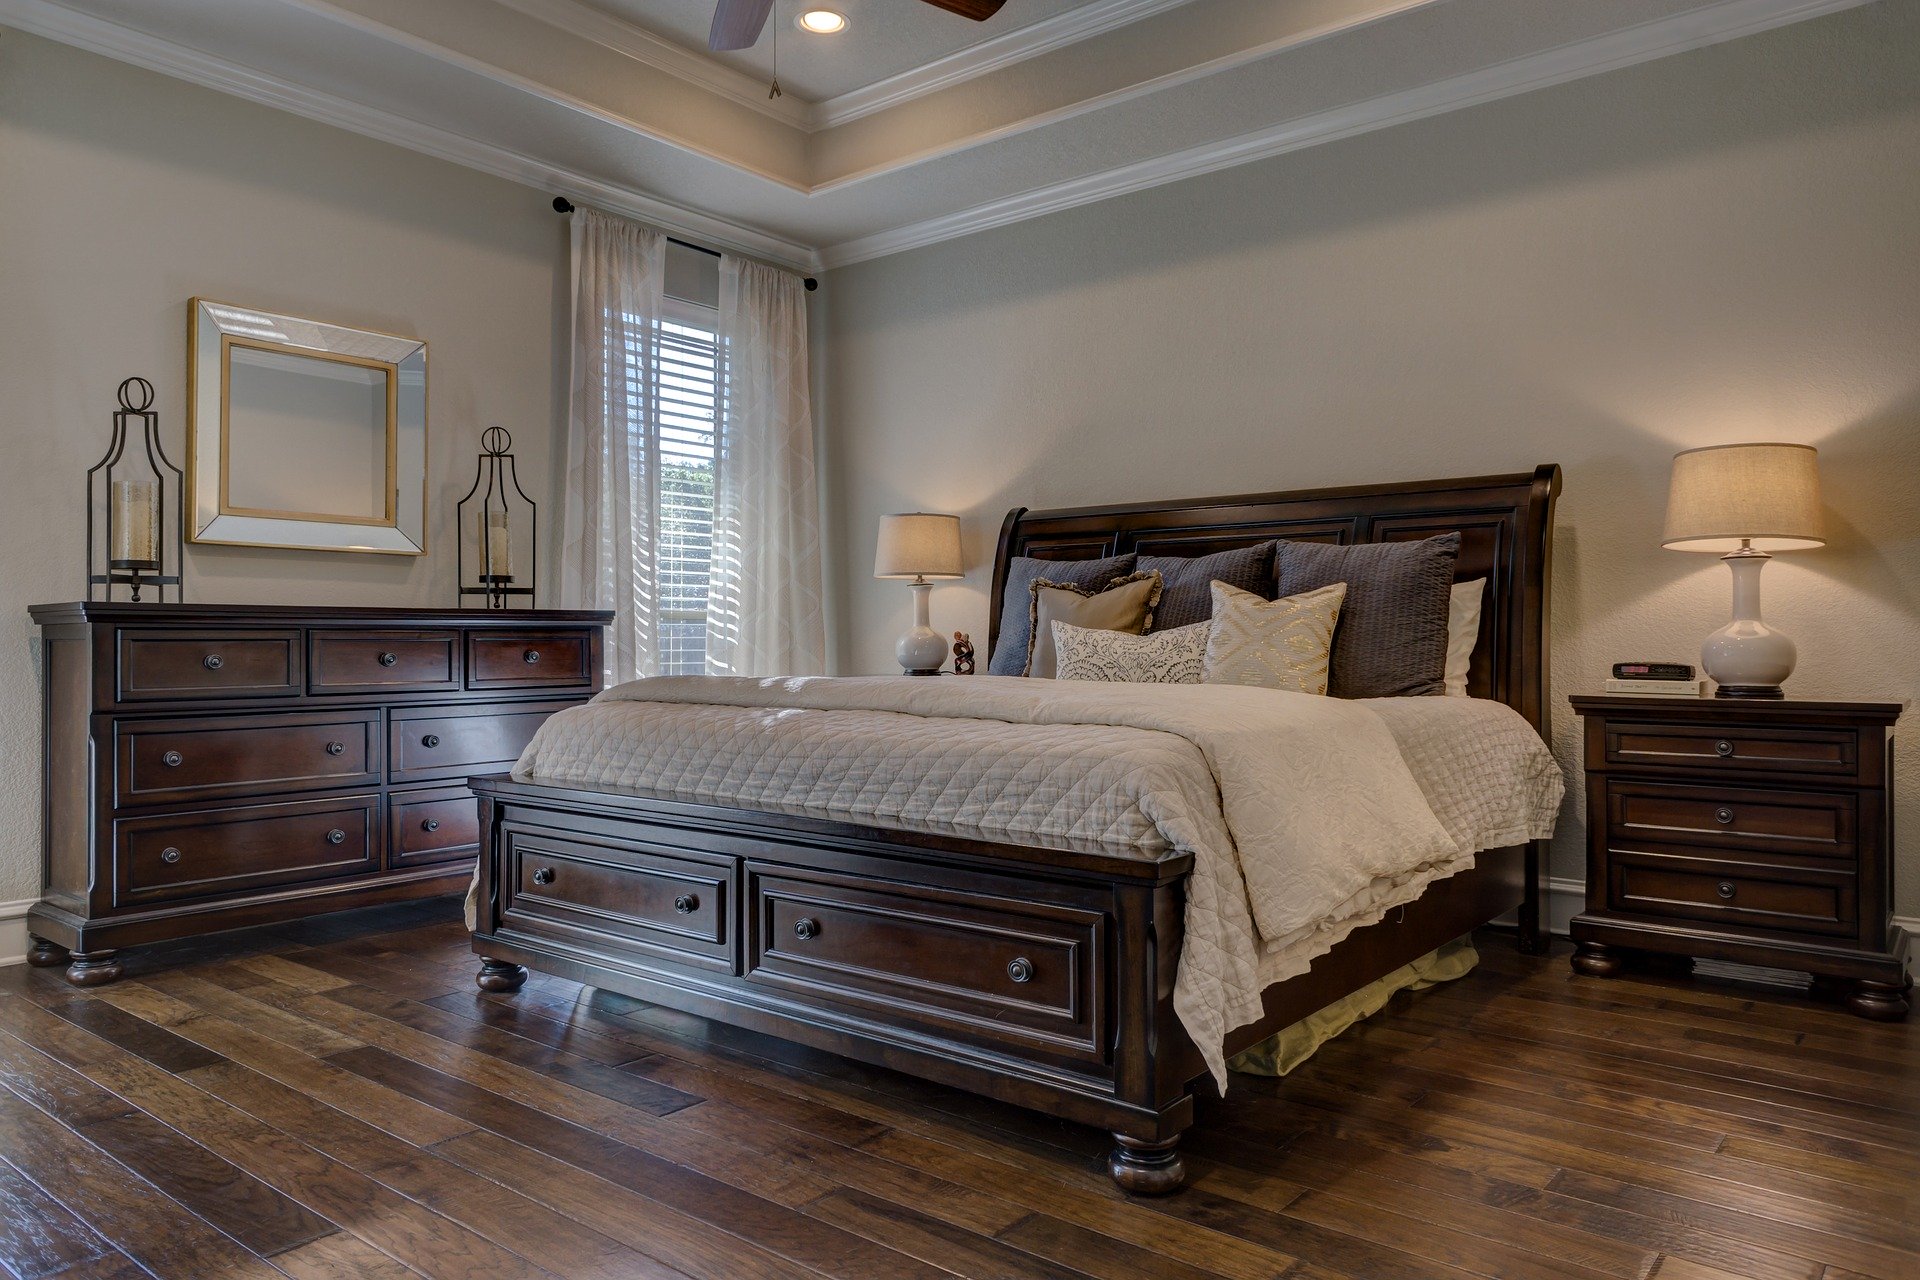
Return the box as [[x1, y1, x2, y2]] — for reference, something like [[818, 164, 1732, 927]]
[[476, 959, 528, 993], [1109, 1134, 1186, 1194], [1570, 941, 1624, 978]]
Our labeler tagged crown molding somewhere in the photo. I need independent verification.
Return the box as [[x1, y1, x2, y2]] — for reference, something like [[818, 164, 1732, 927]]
[[491, 0, 811, 129], [0, 0, 820, 270], [816, 0, 1871, 267], [810, 0, 1199, 129]]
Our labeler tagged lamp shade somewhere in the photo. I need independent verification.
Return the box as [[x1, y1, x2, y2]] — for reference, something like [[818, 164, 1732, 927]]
[[874, 512, 963, 579], [1662, 443, 1824, 553]]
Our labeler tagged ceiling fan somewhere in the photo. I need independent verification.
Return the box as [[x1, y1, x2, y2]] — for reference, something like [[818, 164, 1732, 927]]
[[709, 0, 1008, 51]]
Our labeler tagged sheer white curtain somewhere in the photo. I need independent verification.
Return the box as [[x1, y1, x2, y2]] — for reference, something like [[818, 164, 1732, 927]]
[[560, 207, 666, 684], [706, 256, 827, 676]]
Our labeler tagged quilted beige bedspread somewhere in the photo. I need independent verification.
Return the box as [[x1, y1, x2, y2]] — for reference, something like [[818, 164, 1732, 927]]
[[510, 675, 1563, 1086]]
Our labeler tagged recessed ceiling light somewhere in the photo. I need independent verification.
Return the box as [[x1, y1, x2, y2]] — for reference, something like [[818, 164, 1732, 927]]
[[795, 9, 849, 34]]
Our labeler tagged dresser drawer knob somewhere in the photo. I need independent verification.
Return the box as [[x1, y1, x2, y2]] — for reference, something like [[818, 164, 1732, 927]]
[[161, 750, 184, 768], [378, 651, 398, 667], [325, 741, 345, 756], [326, 829, 347, 845], [422, 734, 441, 748], [1716, 881, 1736, 900], [531, 867, 555, 886], [160, 846, 182, 865], [203, 654, 224, 671], [673, 893, 698, 915], [793, 917, 820, 941], [523, 649, 541, 665], [1714, 739, 1735, 757], [422, 819, 441, 833], [1715, 807, 1735, 825], [1007, 957, 1033, 984]]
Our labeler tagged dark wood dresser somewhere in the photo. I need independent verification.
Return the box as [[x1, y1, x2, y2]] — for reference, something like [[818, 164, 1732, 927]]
[[26, 603, 610, 985], [1568, 694, 1908, 1019]]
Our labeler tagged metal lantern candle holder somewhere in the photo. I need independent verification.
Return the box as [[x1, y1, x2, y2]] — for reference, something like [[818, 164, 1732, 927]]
[[457, 426, 536, 609], [87, 377, 184, 603]]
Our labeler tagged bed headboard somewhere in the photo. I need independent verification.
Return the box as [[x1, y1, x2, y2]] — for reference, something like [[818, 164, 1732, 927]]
[[989, 464, 1562, 735]]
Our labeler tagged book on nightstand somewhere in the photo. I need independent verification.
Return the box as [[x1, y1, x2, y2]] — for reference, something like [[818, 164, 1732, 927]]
[[1603, 678, 1708, 697]]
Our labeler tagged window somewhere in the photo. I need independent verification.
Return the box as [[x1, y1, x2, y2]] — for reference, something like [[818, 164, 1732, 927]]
[[654, 302, 719, 675]]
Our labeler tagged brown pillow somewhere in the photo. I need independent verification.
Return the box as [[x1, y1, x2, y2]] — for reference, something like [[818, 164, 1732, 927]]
[[1026, 572, 1162, 678]]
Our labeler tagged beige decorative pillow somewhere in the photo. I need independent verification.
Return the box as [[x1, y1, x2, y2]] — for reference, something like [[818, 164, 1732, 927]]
[[1026, 571, 1162, 678], [1054, 620, 1208, 684], [1444, 579, 1485, 697], [1202, 581, 1346, 694]]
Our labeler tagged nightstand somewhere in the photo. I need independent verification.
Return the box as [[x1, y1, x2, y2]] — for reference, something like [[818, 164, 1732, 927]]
[[1568, 695, 1909, 1019]]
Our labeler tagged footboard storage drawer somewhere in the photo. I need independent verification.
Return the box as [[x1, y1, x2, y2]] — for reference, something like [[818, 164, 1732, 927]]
[[1608, 847, 1856, 936], [500, 826, 733, 972], [744, 865, 1107, 1065], [388, 701, 576, 784], [114, 794, 380, 908], [388, 786, 481, 869]]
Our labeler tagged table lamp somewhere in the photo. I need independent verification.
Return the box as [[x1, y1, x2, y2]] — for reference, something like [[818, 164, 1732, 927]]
[[1662, 442, 1824, 698], [874, 513, 963, 675]]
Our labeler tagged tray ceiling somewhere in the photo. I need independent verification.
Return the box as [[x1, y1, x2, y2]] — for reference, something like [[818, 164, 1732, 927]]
[[0, 0, 1868, 270]]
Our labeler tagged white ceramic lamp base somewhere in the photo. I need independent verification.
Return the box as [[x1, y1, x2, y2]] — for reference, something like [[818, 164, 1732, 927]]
[[1702, 548, 1794, 699], [895, 579, 947, 676]]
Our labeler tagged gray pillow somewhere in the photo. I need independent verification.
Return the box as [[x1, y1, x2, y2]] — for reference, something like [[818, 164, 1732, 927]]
[[1140, 542, 1275, 631], [1273, 533, 1460, 697], [989, 553, 1137, 675]]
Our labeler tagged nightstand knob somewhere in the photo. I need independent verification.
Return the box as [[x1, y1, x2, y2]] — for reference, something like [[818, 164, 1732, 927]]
[[161, 750, 184, 768], [1714, 739, 1734, 757], [523, 649, 541, 665], [203, 654, 224, 671], [422, 819, 440, 833], [1007, 957, 1033, 984], [1716, 881, 1735, 900], [793, 917, 820, 941], [325, 741, 345, 756], [1715, 807, 1735, 825], [161, 847, 182, 865], [326, 829, 346, 845], [673, 893, 698, 915], [422, 734, 440, 748], [531, 867, 555, 886], [379, 651, 399, 667]]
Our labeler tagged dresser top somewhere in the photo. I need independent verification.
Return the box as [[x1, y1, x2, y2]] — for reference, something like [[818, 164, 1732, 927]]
[[30, 602, 614, 627], [1570, 693, 1903, 722]]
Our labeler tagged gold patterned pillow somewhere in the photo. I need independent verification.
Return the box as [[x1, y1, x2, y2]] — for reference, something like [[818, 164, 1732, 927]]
[[1202, 581, 1346, 694]]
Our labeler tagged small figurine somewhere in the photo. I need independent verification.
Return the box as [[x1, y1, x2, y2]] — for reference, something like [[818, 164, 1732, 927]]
[[952, 631, 976, 675]]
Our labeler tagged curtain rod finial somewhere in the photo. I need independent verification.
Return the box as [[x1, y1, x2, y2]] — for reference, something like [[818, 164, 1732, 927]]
[[552, 196, 575, 214], [804, 277, 818, 291]]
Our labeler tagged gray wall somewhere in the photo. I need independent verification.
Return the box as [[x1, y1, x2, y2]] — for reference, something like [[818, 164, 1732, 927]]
[[821, 4, 1920, 915]]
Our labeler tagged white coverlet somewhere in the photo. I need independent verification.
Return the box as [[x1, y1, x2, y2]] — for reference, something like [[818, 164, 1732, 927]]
[[511, 675, 1563, 1086]]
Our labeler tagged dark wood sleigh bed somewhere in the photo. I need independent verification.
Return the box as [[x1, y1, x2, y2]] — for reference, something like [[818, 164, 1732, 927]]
[[468, 464, 1561, 1193]]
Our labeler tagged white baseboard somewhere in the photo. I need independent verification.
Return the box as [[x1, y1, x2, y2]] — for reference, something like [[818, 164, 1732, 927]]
[[0, 898, 33, 967]]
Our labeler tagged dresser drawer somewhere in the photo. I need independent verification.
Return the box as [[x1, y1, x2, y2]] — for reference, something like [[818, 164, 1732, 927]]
[[117, 630, 301, 702], [1603, 721, 1859, 779], [500, 826, 732, 971], [744, 865, 1106, 1065], [1609, 847, 1856, 936], [387, 701, 576, 785], [1606, 780, 1856, 860], [388, 786, 481, 870], [467, 631, 594, 690], [116, 710, 380, 807], [113, 794, 379, 908], [310, 630, 460, 695]]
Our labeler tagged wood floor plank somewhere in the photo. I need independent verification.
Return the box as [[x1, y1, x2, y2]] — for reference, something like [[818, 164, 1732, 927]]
[[0, 1156, 117, 1280], [802, 1187, 1098, 1279], [266, 1231, 426, 1280]]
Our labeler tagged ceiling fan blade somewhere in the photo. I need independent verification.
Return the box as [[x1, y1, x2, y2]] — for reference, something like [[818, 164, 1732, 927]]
[[709, 0, 775, 50], [918, 0, 1009, 18]]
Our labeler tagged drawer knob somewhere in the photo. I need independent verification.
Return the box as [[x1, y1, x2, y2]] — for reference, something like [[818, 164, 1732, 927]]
[[422, 734, 441, 748], [523, 649, 541, 665], [326, 829, 347, 845], [1715, 807, 1735, 825], [379, 651, 398, 667], [1717, 881, 1736, 900], [325, 741, 345, 756], [1007, 957, 1033, 984], [203, 654, 224, 671], [1714, 739, 1735, 757], [673, 893, 698, 915], [422, 819, 441, 833], [161, 750, 184, 768], [531, 867, 556, 886], [793, 917, 820, 941], [160, 846, 182, 865]]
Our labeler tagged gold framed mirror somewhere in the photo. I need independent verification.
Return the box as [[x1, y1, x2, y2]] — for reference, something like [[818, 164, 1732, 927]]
[[188, 299, 427, 554]]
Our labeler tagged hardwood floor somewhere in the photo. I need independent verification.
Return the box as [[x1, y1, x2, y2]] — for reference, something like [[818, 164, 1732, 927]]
[[2, 899, 1914, 1280]]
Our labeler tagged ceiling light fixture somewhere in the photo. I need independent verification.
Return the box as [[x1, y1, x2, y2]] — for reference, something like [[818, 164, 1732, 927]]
[[795, 8, 849, 34]]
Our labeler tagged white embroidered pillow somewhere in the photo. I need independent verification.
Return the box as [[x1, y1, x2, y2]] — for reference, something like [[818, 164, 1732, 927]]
[[1202, 581, 1346, 694], [1053, 621, 1208, 684]]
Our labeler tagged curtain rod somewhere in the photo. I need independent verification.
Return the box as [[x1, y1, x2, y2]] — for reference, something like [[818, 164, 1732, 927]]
[[553, 198, 817, 291]]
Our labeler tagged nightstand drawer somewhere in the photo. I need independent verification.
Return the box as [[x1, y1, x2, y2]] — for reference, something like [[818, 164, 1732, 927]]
[[1603, 722, 1858, 779], [1607, 781, 1856, 860], [1609, 848, 1855, 936]]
